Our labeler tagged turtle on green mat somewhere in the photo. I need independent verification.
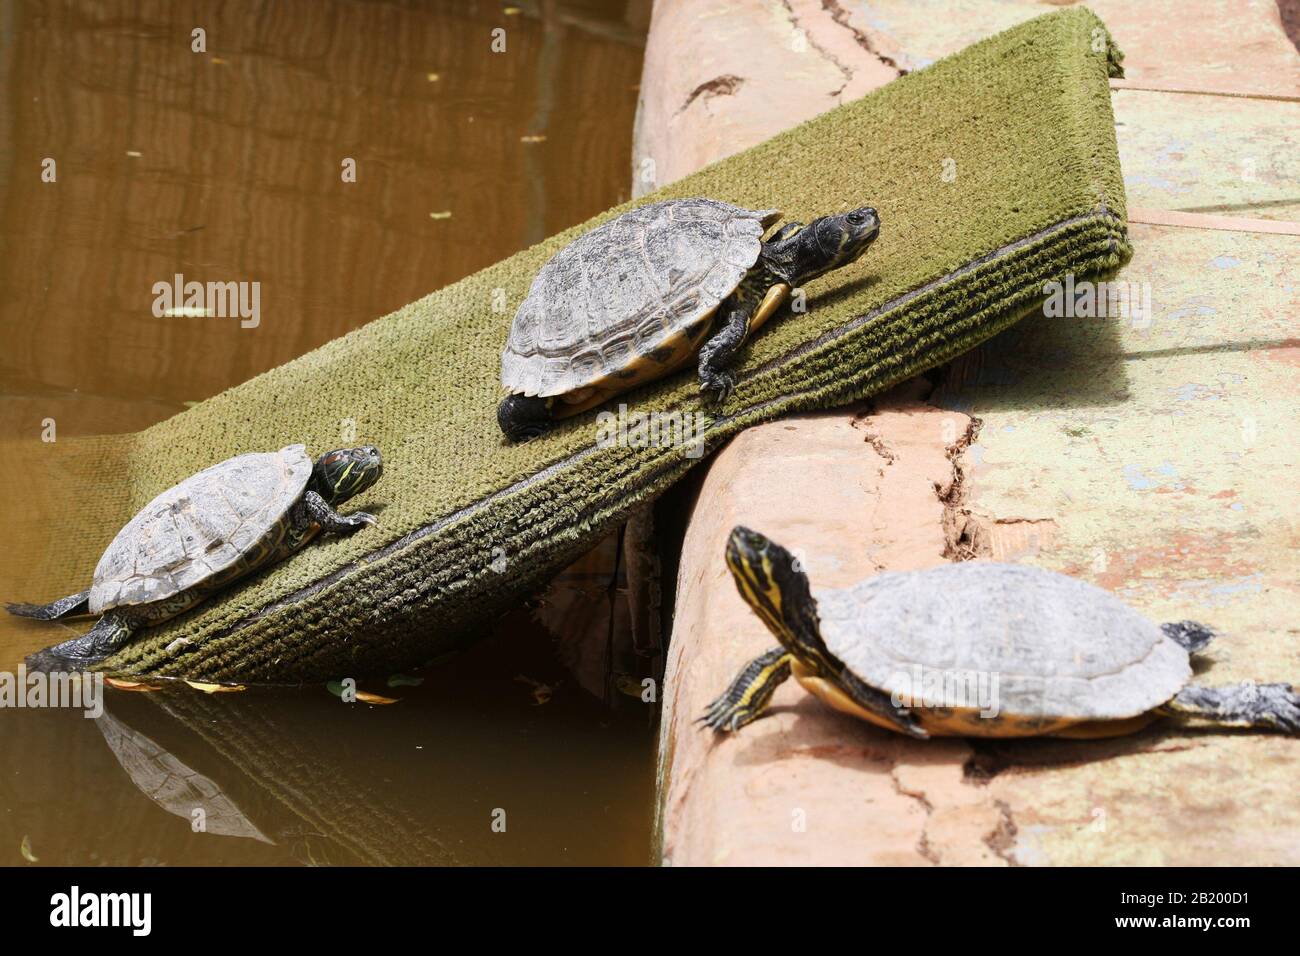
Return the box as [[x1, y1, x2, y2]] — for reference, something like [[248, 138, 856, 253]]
[[497, 197, 880, 441], [703, 526, 1300, 738], [9, 444, 383, 671]]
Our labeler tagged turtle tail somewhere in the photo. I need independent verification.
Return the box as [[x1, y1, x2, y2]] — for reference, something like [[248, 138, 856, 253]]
[[6, 589, 91, 621]]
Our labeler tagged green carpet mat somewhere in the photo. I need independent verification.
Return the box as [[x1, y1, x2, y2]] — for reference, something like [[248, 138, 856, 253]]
[[32, 8, 1129, 680]]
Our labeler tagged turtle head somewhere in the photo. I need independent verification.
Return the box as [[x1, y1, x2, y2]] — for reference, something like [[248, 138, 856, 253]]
[[725, 526, 831, 670], [784, 206, 880, 286], [312, 446, 383, 505]]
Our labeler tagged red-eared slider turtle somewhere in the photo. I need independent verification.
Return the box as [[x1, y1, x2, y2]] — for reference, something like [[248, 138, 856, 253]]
[[703, 526, 1300, 737], [497, 197, 880, 440], [9, 444, 383, 670]]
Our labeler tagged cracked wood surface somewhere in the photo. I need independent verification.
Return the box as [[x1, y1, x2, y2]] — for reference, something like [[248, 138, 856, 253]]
[[657, 380, 1014, 866], [631, 0, 904, 199], [652, 0, 1300, 865]]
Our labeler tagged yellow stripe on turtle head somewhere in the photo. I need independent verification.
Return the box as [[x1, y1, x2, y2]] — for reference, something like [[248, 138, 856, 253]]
[[334, 460, 356, 495], [725, 528, 795, 644], [725, 525, 842, 677]]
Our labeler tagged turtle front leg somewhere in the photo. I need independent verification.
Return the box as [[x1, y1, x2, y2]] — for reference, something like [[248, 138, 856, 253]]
[[698, 303, 754, 406], [702, 277, 759, 408], [1160, 682, 1300, 734], [26, 611, 140, 672], [297, 490, 377, 534], [700, 647, 792, 732]]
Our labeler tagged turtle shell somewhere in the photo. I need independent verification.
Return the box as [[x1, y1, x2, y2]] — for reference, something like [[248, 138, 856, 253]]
[[813, 562, 1191, 722], [88, 445, 314, 613], [95, 708, 272, 842], [501, 198, 780, 398]]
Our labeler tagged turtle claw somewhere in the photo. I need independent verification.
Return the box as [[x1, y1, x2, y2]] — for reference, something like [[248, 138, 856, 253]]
[[698, 690, 737, 731], [698, 648, 793, 733], [354, 512, 378, 527], [699, 371, 735, 407], [697, 694, 757, 733], [896, 710, 930, 740]]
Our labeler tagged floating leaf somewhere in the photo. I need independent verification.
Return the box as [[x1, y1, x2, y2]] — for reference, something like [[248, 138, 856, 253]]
[[520, 134, 546, 144], [426, 72, 441, 82], [387, 674, 424, 687], [514, 674, 557, 706], [126, 150, 142, 158], [184, 680, 246, 694], [429, 211, 453, 220], [615, 674, 645, 699], [104, 677, 162, 692], [20, 835, 37, 863], [210, 56, 227, 65], [326, 680, 396, 703]]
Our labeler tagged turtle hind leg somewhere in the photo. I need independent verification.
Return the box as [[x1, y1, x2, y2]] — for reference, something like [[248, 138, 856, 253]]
[[24, 611, 140, 673], [1161, 620, 1217, 654], [1160, 682, 1300, 734], [6, 589, 91, 621], [699, 647, 792, 732]]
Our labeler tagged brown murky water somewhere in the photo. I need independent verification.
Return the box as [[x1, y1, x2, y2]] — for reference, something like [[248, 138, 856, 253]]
[[0, 0, 653, 865]]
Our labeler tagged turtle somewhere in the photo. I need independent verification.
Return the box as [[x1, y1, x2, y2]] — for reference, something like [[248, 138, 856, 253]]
[[702, 526, 1300, 738], [497, 197, 880, 441], [9, 444, 383, 671]]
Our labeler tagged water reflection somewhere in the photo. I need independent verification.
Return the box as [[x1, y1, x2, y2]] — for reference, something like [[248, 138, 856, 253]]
[[3, 618, 653, 866]]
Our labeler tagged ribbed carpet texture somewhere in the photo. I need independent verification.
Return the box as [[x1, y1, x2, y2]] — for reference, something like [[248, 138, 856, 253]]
[[35, 8, 1130, 680]]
